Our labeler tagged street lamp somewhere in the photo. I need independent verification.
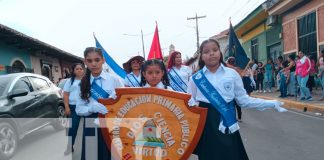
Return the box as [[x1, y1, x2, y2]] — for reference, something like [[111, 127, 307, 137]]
[[123, 30, 152, 59]]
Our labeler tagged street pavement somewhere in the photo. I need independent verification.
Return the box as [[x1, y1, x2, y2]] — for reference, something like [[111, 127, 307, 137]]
[[240, 109, 324, 160], [252, 88, 324, 115], [9, 109, 324, 160]]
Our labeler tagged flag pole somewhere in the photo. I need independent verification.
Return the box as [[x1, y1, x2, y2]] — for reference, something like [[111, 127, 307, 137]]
[[155, 21, 158, 59]]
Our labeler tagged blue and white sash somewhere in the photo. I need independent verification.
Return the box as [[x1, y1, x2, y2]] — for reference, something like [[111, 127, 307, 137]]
[[168, 68, 187, 92], [126, 74, 140, 87], [193, 70, 239, 134], [90, 78, 110, 101]]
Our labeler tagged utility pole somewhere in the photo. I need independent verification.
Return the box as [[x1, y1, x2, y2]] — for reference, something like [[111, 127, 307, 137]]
[[187, 13, 206, 53], [141, 29, 145, 59], [123, 29, 149, 58]]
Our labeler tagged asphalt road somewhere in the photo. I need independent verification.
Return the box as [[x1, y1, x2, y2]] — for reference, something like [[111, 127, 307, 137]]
[[9, 109, 324, 160], [240, 109, 324, 160]]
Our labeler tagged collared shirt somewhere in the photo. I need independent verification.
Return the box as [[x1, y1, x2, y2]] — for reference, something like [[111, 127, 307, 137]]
[[63, 78, 81, 105], [76, 71, 124, 116], [187, 64, 275, 109], [123, 72, 141, 87], [143, 81, 173, 90], [172, 65, 193, 84]]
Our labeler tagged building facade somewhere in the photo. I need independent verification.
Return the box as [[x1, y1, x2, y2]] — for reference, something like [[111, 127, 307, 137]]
[[0, 24, 83, 83], [235, 4, 283, 63], [265, 0, 324, 59]]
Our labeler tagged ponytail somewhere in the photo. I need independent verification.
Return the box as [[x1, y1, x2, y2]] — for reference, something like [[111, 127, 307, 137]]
[[80, 68, 91, 102], [161, 62, 170, 88]]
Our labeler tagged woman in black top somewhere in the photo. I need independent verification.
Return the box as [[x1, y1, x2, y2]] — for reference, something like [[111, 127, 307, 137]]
[[256, 62, 264, 92], [284, 54, 296, 96]]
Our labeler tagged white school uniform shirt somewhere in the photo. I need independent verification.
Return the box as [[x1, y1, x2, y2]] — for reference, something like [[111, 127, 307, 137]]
[[63, 78, 81, 105], [76, 71, 124, 116], [143, 82, 173, 91], [123, 72, 141, 87], [171, 65, 193, 84], [187, 64, 275, 109]]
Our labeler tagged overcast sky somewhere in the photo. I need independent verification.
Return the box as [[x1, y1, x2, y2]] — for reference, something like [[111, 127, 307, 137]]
[[0, 0, 265, 65]]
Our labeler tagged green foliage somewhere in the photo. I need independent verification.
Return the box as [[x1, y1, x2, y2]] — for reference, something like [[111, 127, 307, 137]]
[[145, 137, 164, 143]]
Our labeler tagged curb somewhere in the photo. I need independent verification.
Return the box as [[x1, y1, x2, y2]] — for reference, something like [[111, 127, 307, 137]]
[[252, 95, 324, 114]]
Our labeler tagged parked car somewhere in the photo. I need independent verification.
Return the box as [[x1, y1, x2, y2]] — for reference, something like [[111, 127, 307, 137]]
[[0, 73, 66, 160], [57, 78, 68, 97]]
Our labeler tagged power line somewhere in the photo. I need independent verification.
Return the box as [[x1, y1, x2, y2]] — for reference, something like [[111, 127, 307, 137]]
[[231, 0, 252, 18], [187, 13, 206, 53]]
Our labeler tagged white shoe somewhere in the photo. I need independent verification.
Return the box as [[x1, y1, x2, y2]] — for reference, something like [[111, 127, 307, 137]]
[[263, 90, 266, 93]]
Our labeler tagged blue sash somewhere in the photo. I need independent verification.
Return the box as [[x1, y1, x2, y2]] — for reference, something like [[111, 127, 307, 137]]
[[126, 73, 140, 87], [90, 78, 110, 101], [168, 68, 187, 92], [193, 70, 239, 134]]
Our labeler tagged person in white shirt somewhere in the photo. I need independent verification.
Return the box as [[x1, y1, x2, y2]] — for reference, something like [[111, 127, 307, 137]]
[[63, 63, 84, 155], [187, 39, 286, 160], [76, 47, 123, 160], [122, 56, 144, 87], [140, 59, 172, 90], [166, 51, 192, 92]]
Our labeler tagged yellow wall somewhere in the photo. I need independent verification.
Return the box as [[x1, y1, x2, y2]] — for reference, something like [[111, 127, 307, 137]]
[[241, 24, 271, 43]]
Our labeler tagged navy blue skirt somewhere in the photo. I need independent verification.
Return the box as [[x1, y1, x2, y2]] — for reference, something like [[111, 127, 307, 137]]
[[242, 77, 253, 94], [81, 113, 111, 160], [193, 102, 249, 160]]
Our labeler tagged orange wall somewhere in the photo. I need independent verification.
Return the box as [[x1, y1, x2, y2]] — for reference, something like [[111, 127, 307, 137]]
[[318, 5, 324, 43], [283, 0, 324, 23], [283, 21, 297, 53], [282, 0, 324, 54]]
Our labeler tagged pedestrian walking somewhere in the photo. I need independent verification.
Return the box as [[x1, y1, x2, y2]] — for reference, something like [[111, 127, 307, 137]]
[[63, 63, 85, 155]]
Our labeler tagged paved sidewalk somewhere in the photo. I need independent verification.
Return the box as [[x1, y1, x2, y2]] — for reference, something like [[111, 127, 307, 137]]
[[252, 88, 324, 114]]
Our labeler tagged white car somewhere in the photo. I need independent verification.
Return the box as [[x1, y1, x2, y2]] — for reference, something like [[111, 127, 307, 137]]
[[57, 78, 68, 97]]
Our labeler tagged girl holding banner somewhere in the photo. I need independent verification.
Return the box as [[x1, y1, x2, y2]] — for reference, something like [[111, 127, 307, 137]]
[[187, 39, 287, 160], [76, 47, 123, 160], [167, 51, 192, 92], [122, 56, 145, 87]]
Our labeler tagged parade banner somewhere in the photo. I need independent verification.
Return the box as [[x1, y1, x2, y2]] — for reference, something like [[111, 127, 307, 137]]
[[98, 88, 207, 160]]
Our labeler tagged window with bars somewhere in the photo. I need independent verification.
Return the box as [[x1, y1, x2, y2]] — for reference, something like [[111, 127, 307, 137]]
[[251, 38, 259, 61], [298, 11, 317, 60]]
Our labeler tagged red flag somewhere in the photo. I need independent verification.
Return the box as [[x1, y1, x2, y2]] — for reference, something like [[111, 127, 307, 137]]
[[147, 24, 163, 60]]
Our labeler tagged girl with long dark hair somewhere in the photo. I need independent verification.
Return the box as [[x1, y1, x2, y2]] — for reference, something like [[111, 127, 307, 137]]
[[63, 63, 84, 155], [76, 47, 123, 160], [187, 39, 286, 160]]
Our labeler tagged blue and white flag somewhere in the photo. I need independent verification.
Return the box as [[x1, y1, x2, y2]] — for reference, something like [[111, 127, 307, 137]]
[[94, 36, 126, 79]]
